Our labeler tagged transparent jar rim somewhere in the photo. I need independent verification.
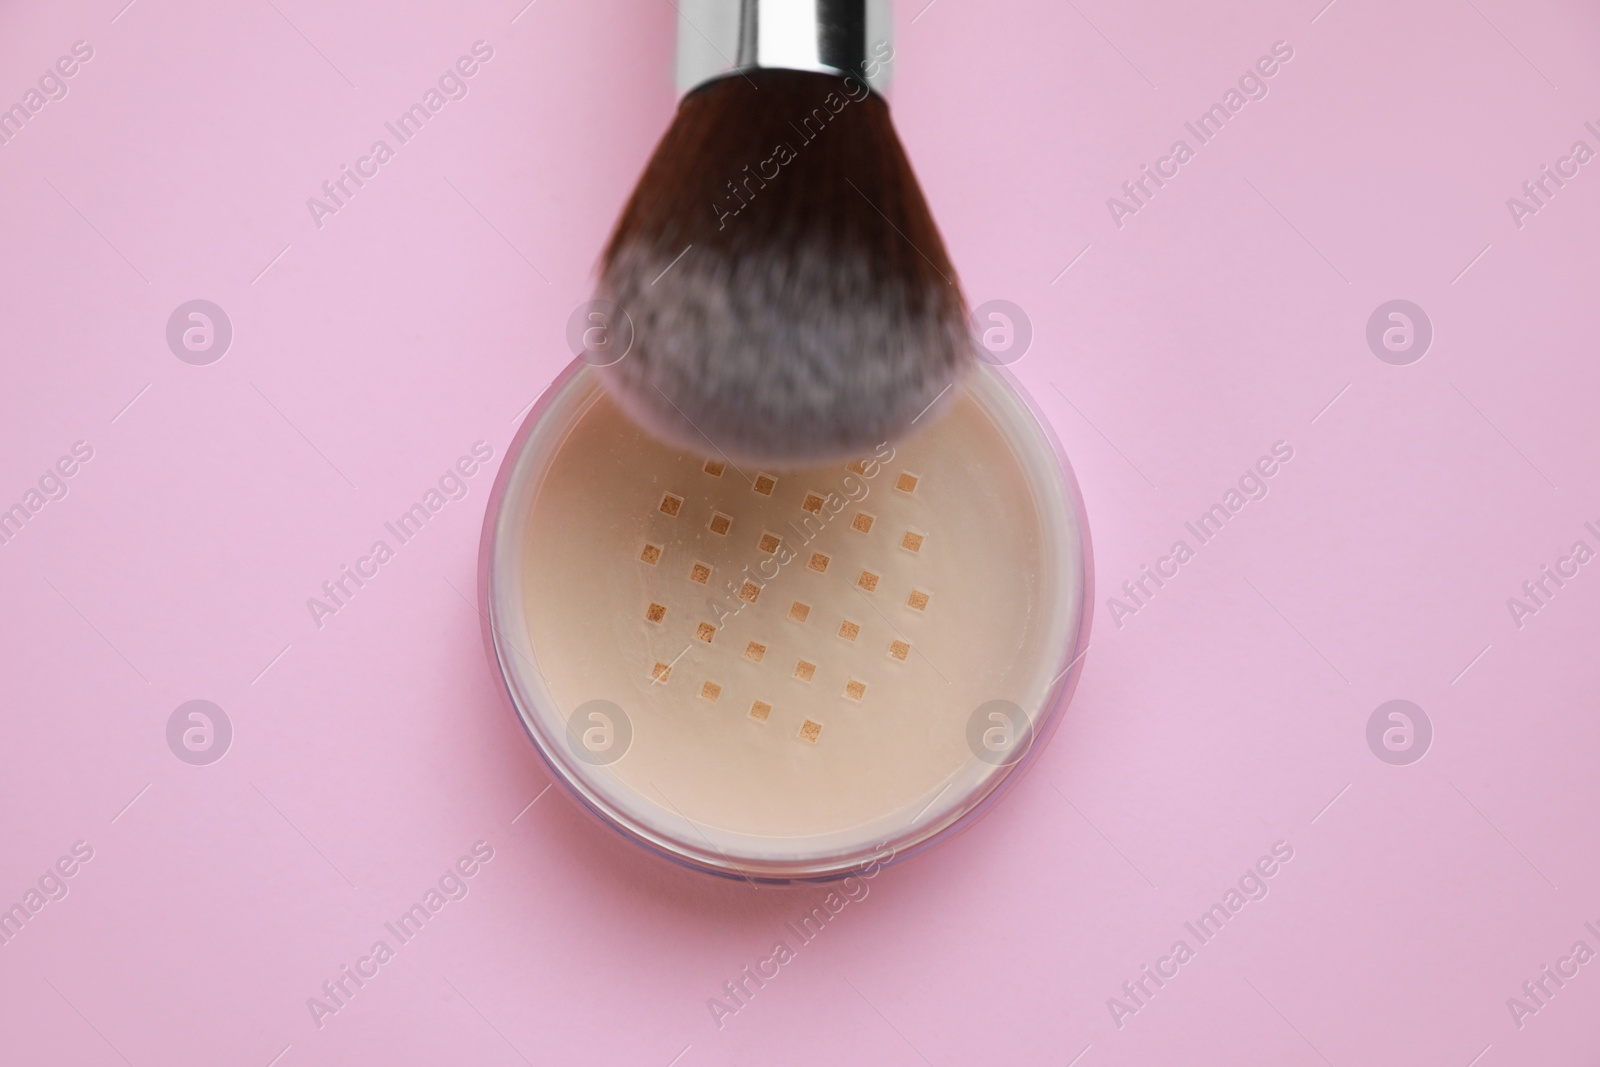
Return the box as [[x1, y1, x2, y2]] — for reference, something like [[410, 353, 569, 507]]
[[475, 359, 1095, 883]]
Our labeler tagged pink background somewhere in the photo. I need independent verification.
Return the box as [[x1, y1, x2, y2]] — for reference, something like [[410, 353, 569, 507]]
[[2, 0, 1598, 1063]]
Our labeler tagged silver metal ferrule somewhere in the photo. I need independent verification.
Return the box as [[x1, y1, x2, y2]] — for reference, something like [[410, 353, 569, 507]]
[[675, 0, 894, 96], [735, 0, 866, 80]]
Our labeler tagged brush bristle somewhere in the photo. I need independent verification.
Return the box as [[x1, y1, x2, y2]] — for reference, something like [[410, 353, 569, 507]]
[[594, 69, 974, 467]]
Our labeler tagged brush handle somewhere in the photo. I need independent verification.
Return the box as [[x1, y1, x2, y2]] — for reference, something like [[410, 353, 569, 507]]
[[674, 0, 891, 95], [735, 0, 866, 80]]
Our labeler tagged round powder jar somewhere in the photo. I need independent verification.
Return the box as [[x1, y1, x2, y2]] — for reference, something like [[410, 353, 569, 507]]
[[479, 361, 1091, 881]]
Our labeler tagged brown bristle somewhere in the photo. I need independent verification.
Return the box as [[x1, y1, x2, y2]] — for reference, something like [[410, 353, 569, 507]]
[[592, 69, 973, 466]]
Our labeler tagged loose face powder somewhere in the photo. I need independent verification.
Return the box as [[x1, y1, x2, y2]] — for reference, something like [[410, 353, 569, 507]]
[[480, 362, 1090, 881]]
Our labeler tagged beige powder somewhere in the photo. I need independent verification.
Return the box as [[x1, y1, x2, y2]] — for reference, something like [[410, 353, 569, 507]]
[[516, 379, 1071, 853]]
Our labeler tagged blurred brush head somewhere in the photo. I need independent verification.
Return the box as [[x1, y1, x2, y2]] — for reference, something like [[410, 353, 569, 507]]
[[594, 68, 973, 468]]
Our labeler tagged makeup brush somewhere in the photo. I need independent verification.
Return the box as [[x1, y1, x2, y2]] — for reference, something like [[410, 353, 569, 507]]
[[592, 0, 974, 468]]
